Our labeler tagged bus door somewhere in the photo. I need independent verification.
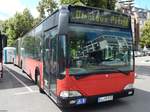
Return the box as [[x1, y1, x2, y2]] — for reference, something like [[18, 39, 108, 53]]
[[43, 36, 51, 94], [49, 37, 58, 96], [43, 33, 58, 97]]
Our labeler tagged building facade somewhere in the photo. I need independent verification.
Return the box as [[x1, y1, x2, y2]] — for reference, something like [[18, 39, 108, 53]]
[[116, 0, 150, 50]]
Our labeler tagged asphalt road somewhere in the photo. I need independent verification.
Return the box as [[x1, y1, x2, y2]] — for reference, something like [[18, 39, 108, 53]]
[[0, 56, 150, 112]]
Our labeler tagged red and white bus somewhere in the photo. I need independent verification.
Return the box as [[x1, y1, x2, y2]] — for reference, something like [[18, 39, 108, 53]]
[[16, 6, 135, 107]]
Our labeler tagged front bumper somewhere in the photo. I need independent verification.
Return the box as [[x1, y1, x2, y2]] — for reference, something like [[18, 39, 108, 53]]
[[57, 89, 134, 107]]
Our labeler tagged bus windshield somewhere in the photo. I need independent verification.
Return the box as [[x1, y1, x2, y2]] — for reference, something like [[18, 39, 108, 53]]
[[68, 26, 133, 75]]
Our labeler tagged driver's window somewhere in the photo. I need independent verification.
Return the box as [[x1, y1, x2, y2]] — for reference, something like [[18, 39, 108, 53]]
[[45, 38, 50, 60], [44, 37, 50, 75], [50, 37, 57, 74]]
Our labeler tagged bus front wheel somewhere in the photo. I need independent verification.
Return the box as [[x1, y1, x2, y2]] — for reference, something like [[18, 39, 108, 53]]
[[0, 73, 3, 78], [35, 69, 44, 93]]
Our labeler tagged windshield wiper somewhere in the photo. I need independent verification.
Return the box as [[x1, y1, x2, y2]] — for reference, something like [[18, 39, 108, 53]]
[[99, 65, 129, 75], [112, 68, 129, 75]]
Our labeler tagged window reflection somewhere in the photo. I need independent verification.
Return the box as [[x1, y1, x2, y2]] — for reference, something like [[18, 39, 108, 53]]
[[68, 26, 133, 75]]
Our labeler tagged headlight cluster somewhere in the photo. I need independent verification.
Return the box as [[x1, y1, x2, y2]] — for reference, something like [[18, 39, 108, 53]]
[[60, 91, 82, 98], [124, 83, 134, 90]]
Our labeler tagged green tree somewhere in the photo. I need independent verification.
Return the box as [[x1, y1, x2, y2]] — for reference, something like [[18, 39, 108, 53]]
[[21, 9, 34, 36], [60, 0, 116, 10], [140, 20, 150, 47], [60, 0, 83, 5], [0, 20, 4, 32], [2, 8, 34, 46], [37, 0, 58, 19], [2, 18, 16, 46], [37, 0, 116, 21], [33, 17, 41, 27]]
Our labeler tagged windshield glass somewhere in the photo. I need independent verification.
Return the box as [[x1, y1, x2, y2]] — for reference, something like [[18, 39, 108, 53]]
[[68, 26, 133, 75]]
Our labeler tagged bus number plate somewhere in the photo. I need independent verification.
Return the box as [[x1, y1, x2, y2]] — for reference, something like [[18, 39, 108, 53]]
[[98, 95, 113, 103]]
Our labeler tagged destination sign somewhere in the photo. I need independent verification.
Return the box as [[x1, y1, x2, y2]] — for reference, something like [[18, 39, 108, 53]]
[[69, 6, 130, 28]]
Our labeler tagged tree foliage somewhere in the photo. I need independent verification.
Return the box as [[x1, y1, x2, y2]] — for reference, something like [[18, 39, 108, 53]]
[[0, 20, 3, 27], [1, 0, 117, 46], [60, 0, 83, 5], [37, 0, 58, 19], [36, 0, 116, 20], [60, 0, 116, 10], [2, 8, 34, 46], [140, 20, 150, 47]]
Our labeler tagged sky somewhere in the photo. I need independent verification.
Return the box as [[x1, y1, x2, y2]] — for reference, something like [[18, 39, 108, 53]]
[[134, 0, 150, 9], [0, 0, 40, 20], [0, 0, 150, 20]]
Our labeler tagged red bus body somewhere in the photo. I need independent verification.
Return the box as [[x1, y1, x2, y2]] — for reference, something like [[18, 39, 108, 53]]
[[57, 72, 134, 96], [17, 6, 135, 107], [22, 57, 43, 86]]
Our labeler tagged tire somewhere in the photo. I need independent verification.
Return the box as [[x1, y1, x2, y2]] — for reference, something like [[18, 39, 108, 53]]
[[0, 67, 3, 78], [35, 70, 44, 93], [37, 75, 45, 93], [20, 61, 22, 69], [39, 86, 45, 94], [35, 73, 38, 85], [0, 73, 3, 78], [37, 74, 40, 86]]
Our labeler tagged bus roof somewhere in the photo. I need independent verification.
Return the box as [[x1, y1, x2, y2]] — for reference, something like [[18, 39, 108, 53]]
[[21, 5, 131, 38], [33, 5, 130, 30]]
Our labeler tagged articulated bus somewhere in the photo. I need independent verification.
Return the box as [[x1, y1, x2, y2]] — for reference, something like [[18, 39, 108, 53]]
[[16, 6, 135, 107]]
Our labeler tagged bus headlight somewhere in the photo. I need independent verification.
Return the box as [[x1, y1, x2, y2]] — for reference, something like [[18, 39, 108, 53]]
[[124, 84, 133, 90], [60, 91, 82, 98]]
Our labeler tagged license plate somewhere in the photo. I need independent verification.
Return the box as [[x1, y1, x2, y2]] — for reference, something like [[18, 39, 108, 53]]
[[98, 95, 113, 103], [76, 98, 87, 105]]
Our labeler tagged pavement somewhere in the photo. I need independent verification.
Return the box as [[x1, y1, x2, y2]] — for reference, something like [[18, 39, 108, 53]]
[[0, 56, 150, 112], [0, 64, 61, 112], [135, 56, 150, 92]]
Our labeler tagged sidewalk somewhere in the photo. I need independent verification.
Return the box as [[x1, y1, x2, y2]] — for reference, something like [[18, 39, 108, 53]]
[[135, 56, 150, 66], [135, 56, 150, 92]]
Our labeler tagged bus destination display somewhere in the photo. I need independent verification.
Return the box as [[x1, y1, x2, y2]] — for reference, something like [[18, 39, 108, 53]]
[[69, 7, 130, 28]]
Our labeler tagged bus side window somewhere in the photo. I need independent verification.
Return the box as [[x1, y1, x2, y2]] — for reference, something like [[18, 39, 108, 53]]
[[45, 38, 50, 60], [59, 35, 66, 73], [50, 37, 58, 74]]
